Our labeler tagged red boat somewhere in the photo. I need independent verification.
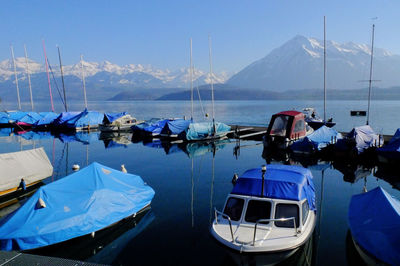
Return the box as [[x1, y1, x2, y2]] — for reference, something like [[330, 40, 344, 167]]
[[263, 110, 314, 149]]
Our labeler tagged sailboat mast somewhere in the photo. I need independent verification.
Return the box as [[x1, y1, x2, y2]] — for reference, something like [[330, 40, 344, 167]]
[[57, 46, 68, 112], [10, 45, 21, 110], [366, 24, 375, 126], [208, 36, 216, 134], [323, 16, 327, 122], [24, 45, 34, 111], [80, 55, 88, 109], [42, 40, 55, 112], [190, 38, 194, 121]]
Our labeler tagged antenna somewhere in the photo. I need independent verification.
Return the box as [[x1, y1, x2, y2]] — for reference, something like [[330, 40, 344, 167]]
[[80, 55, 88, 109], [24, 45, 34, 111], [10, 45, 21, 110]]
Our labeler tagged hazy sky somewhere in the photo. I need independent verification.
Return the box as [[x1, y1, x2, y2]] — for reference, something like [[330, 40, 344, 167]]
[[1, 0, 398, 72]]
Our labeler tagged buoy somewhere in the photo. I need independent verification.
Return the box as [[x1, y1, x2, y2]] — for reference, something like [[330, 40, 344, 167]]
[[232, 173, 238, 185], [91, 231, 95, 238], [121, 164, 127, 173], [72, 164, 80, 171]]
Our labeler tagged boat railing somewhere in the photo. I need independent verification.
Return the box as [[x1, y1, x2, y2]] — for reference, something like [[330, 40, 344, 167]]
[[253, 217, 297, 246], [214, 208, 234, 242]]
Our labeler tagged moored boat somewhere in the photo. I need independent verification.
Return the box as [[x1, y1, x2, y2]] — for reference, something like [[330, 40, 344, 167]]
[[0, 162, 155, 251], [348, 187, 400, 265], [211, 164, 316, 253], [99, 112, 142, 132], [263, 110, 314, 149], [302, 108, 335, 130], [376, 128, 400, 164], [0, 147, 53, 197]]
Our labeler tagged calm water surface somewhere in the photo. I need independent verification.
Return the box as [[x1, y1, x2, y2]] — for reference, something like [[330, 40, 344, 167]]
[[0, 100, 399, 265]]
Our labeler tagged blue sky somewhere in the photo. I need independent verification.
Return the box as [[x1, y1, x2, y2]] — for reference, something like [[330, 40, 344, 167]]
[[1, 0, 398, 72]]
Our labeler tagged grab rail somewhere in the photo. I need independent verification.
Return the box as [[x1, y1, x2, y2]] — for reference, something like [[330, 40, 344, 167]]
[[214, 208, 234, 242], [253, 217, 297, 246]]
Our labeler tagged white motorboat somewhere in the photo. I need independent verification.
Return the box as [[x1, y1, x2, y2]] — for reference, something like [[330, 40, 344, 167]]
[[211, 164, 316, 253], [99, 112, 143, 132]]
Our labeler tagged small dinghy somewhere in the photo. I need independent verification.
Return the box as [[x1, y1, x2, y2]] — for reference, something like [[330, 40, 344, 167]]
[[0, 162, 155, 251], [211, 164, 316, 253], [348, 187, 400, 265]]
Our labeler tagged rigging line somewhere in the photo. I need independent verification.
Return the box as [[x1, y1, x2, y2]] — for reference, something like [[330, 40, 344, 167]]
[[47, 59, 66, 109], [194, 75, 207, 119], [54, 142, 67, 180]]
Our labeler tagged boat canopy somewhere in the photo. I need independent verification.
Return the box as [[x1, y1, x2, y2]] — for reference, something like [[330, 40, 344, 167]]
[[348, 187, 400, 265], [35, 112, 59, 126], [161, 119, 191, 135], [376, 128, 400, 158], [231, 165, 316, 210], [0, 148, 53, 193], [52, 112, 80, 126], [0, 112, 10, 125], [185, 122, 231, 141], [291, 126, 342, 153], [135, 119, 170, 134], [8, 111, 27, 122], [103, 112, 128, 124], [0, 162, 155, 251], [65, 109, 103, 129], [336, 125, 383, 154]]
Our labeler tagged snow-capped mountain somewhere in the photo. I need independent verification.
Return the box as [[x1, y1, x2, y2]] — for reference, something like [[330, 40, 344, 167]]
[[0, 58, 229, 88], [227, 35, 400, 90]]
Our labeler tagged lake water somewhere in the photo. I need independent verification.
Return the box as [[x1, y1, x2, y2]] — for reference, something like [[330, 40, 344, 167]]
[[0, 100, 399, 265]]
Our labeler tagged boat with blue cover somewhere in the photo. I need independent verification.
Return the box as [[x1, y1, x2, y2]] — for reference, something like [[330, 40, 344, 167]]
[[376, 128, 400, 164], [132, 118, 174, 138], [334, 125, 383, 158], [211, 164, 316, 253], [348, 187, 400, 265], [64, 109, 104, 131], [99, 112, 142, 132], [0, 162, 155, 251], [290, 125, 342, 155], [34, 112, 59, 130]]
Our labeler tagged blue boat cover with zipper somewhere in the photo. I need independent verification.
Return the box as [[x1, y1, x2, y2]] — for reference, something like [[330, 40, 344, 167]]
[[232, 164, 316, 210], [348, 187, 400, 265], [0, 162, 155, 251]]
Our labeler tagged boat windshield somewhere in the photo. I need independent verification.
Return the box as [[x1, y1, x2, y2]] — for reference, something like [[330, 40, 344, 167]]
[[223, 197, 244, 221], [274, 203, 299, 228], [245, 200, 271, 224], [270, 115, 290, 137]]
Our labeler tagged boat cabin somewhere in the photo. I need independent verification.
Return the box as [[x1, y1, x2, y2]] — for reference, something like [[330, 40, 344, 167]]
[[264, 111, 313, 149], [211, 165, 316, 253]]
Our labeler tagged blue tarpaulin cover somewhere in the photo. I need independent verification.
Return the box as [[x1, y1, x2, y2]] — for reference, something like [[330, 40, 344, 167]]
[[0, 112, 10, 125], [65, 109, 103, 129], [348, 187, 400, 265], [161, 119, 191, 135], [291, 126, 342, 153], [104, 112, 127, 124], [376, 128, 400, 160], [16, 112, 43, 125], [132, 119, 169, 135], [232, 165, 316, 210], [185, 122, 231, 141], [336, 125, 383, 154], [52, 112, 80, 126], [8, 111, 27, 122], [0, 162, 155, 251], [35, 112, 59, 126]]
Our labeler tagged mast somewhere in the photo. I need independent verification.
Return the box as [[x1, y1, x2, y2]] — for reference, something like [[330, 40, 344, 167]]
[[10, 45, 21, 110], [42, 40, 55, 112], [57, 46, 68, 112], [323, 16, 327, 122], [366, 24, 375, 126], [80, 55, 88, 108], [190, 38, 194, 121], [208, 35, 216, 134], [24, 45, 34, 111]]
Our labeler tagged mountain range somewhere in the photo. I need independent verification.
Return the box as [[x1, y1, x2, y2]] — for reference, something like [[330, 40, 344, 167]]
[[1, 35, 400, 103]]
